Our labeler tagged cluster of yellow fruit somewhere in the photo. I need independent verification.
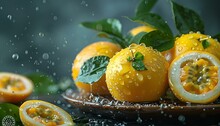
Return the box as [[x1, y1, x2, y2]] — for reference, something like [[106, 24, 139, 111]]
[[72, 25, 220, 104], [0, 73, 74, 125]]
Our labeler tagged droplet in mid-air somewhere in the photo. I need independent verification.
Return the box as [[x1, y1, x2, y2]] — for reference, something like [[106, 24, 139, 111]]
[[12, 54, 19, 60], [42, 53, 49, 60], [136, 116, 142, 123], [7, 15, 12, 20], [39, 32, 45, 37], [53, 16, 58, 21]]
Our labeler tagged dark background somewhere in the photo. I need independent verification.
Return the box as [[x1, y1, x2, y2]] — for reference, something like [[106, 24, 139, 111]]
[[1, 0, 220, 80]]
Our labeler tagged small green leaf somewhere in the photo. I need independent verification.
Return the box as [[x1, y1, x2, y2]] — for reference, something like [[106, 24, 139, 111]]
[[126, 13, 173, 36], [27, 73, 59, 95], [135, 52, 144, 60], [81, 18, 122, 38], [202, 40, 210, 49], [132, 60, 147, 71], [0, 103, 23, 126], [213, 33, 220, 42], [171, 1, 204, 34], [127, 56, 133, 62], [127, 52, 147, 71], [135, 0, 158, 16], [131, 30, 174, 52], [76, 56, 110, 84]]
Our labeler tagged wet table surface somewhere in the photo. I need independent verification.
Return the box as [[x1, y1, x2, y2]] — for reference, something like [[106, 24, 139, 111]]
[[35, 91, 220, 126]]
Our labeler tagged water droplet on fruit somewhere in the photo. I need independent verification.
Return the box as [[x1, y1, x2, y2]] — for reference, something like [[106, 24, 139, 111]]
[[139, 43, 146, 47], [131, 49, 136, 53], [189, 31, 194, 34], [193, 42, 198, 46], [151, 67, 156, 72], [178, 47, 183, 52], [147, 75, 151, 79], [153, 58, 157, 61], [191, 47, 195, 50], [120, 81, 124, 85], [196, 31, 201, 34], [136, 73, 143, 81], [125, 74, 130, 78], [129, 43, 136, 49]]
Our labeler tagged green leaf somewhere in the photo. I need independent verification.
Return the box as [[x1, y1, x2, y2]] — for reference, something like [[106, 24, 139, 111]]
[[135, 52, 144, 60], [0, 103, 23, 126], [202, 40, 210, 49], [126, 13, 173, 36], [133, 30, 174, 52], [213, 33, 220, 42], [26, 73, 59, 95], [81, 18, 122, 38], [76, 56, 110, 84], [136, 0, 158, 16], [132, 60, 147, 71], [171, 1, 204, 34], [128, 32, 147, 44], [81, 18, 128, 48]]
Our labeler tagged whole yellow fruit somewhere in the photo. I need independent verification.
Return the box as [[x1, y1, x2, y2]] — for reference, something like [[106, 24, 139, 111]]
[[72, 41, 121, 95], [106, 44, 168, 102], [174, 32, 220, 60]]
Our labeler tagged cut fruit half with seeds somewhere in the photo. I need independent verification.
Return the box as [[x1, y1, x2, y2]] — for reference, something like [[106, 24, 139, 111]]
[[0, 72, 33, 103], [169, 51, 220, 104], [19, 100, 75, 126]]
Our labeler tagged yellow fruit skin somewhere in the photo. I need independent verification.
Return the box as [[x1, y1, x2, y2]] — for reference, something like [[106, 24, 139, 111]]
[[106, 44, 168, 102], [72, 41, 121, 95], [174, 33, 220, 60]]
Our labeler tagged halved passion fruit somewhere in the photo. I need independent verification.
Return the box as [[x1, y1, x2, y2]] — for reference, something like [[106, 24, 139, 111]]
[[0, 72, 33, 103], [19, 100, 75, 126], [169, 51, 220, 104]]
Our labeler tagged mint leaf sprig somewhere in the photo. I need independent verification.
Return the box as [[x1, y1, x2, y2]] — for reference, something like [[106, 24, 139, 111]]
[[76, 56, 110, 84], [127, 51, 147, 71]]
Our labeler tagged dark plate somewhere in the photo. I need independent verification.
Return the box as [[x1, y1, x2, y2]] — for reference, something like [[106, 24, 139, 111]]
[[62, 89, 220, 123]]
